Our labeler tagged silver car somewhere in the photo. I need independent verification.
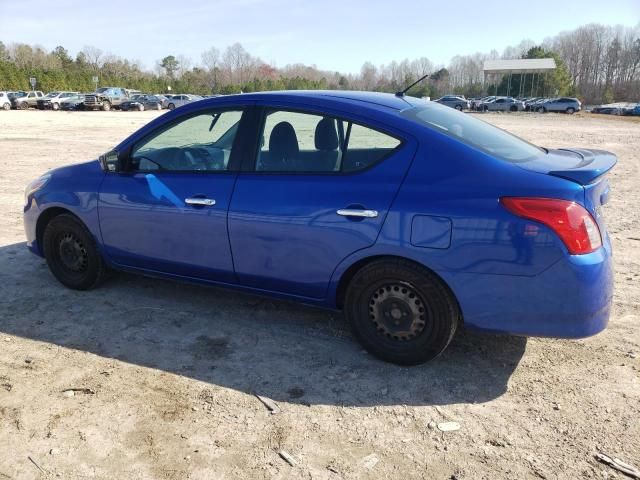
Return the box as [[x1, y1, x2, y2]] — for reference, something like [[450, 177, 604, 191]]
[[435, 95, 470, 111], [481, 97, 525, 112], [537, 97, 581, 114], [166, 94, 203, 110]]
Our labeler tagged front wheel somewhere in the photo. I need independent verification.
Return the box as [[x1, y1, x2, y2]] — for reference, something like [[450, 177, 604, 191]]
[[566, 107, 575, 114], [43, 214, 108, 290], [138, 104, 145, 111], [345, 259, 459, 365], [455, 105, 462, 111], [101, 101, 111, 111], [20, 102, 29, 110], [168, 103, 176, 110], [52, 102, 60, 111], [2, 103, 9, 111]]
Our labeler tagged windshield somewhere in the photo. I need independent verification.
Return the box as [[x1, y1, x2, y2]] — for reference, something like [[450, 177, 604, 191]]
[[45, 92, 60, 98], [401, 103, 543, 163], [95, 88, 109, 93]]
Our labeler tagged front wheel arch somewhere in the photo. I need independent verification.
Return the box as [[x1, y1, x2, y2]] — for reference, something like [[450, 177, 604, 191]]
[[36, 207, 82, 255]]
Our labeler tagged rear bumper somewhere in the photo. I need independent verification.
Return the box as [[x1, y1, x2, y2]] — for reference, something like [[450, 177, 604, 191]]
[[443, 238, 613, 338]]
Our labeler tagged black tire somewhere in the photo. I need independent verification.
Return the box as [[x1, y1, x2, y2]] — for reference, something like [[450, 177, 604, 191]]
[[43, 214, 108, 290], [455, 104, 462, 111], [52, 102, 60, 111], [168, 103, 175, 110], [156, 103, 162, 110], [483, 105, 489, 112], [20, 102, 29, 110], [345, 259, 459, 365], [138, 104, 145, 111], [510, 105, 517, 112], [566, 107, 575, 114], [101, 101, 111, 111], [2, 103, 9, 111]]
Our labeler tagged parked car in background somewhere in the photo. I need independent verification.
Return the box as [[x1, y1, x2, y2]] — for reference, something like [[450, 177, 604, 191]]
[[624, 104, 640, 116], [470, 96, 494, 110], [435, 95, 470, 111], [12, 91, 45, 109], [154, 94, 172, 109], [36, 91, 79, 110], [537, 97, 581, 114], [84, 87, 130, 111], [591, 106, 623, 115], [60, 94, 87, 111], [0, 91, 11, 110], [166, 94, 203, 110], [120, 94, 163, 111], [481, 97, 525, 112], [23, 90, 615, 365]]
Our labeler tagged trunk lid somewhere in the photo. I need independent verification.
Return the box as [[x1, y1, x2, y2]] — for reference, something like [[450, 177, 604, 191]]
[[518, 148, 617, 185]]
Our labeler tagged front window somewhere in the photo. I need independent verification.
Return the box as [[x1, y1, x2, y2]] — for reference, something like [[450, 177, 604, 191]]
[[130, 109, 243, 172], [401, 103, 542, 163]]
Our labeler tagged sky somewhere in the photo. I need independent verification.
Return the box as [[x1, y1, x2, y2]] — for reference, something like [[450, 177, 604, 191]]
[[1, 0, 639, 73]]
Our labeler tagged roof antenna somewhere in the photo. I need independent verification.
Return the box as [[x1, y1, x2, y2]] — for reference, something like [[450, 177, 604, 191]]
[[395, 73, 431, 97]]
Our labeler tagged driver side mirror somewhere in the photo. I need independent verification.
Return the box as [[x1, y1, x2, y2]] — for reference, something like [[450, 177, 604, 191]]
[[99, 149, 124, 172]]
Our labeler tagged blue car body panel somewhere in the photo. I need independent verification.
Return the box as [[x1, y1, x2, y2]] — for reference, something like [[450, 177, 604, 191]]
[[23, 90, 615, 340]]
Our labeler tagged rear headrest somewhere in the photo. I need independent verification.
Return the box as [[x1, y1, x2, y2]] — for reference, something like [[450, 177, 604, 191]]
[[269, 122, 299, 160], [314, 118, 339, 151]]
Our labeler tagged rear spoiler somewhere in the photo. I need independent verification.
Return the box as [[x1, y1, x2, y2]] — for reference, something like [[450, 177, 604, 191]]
[[548, 148, 617, 184]]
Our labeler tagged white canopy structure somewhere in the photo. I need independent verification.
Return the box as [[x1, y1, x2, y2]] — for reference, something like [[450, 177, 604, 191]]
[[483, 58, 556, 97]]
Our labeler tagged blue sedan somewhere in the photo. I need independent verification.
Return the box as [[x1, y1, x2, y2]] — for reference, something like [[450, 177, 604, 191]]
[[23, 91, 615, 365]]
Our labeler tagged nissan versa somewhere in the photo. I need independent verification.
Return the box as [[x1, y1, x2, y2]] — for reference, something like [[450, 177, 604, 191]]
[[23, 91, 615, 365]]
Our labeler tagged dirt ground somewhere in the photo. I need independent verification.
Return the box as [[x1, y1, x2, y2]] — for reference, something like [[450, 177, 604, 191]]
[[0, 109, 638, 480]]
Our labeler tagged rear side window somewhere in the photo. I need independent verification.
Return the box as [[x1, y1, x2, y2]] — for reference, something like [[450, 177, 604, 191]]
[[256, 109, 401, 173], [402, 103, 542, 163]]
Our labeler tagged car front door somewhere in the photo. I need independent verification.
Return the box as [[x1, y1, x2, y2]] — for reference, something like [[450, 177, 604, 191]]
[[227, 106, 417, 299], [98, 106, 248, 282]]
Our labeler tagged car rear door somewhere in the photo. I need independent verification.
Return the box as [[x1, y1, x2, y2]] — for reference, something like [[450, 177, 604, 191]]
[[227, 105, 417, 299], [99, 105, 251, 282]]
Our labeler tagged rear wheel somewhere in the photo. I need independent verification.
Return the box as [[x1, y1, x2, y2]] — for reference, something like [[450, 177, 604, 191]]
[[43, 214, 108, 290], [345, 259, 459, 365]]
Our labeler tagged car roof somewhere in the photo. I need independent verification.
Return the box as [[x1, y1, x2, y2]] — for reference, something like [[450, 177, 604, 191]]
[[227, 90, 418, 111]]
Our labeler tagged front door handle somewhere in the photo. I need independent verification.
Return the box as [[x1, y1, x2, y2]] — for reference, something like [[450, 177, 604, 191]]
[[185, 197, 216, 206], [336, 209, 378, 218]]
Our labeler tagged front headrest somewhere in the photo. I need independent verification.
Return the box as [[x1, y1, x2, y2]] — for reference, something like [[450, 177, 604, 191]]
[[269, 122, 299, 160], [314, 118, 339, 151]]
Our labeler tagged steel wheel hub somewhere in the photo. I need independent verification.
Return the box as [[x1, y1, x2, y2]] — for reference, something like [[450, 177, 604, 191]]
[[369, 283, 427, 341], [58, 234, 88, 272]]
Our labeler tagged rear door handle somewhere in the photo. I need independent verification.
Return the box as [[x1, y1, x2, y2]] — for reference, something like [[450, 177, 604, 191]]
[[336, 209, 378, 218], [185, 197, 216, 206]]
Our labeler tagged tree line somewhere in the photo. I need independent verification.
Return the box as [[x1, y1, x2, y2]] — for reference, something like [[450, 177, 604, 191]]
[[0, 22, 638, 103]]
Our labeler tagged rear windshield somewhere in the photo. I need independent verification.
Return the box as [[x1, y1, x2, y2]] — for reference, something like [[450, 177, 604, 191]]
[[401, 103, 543, 163]]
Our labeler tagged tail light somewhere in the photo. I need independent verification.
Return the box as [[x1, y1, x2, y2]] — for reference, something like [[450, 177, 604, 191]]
[[500, 197, 602, 255]]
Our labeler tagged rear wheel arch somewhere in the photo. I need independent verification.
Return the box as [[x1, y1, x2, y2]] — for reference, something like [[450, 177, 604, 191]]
[[335, 255, 462, 320]]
